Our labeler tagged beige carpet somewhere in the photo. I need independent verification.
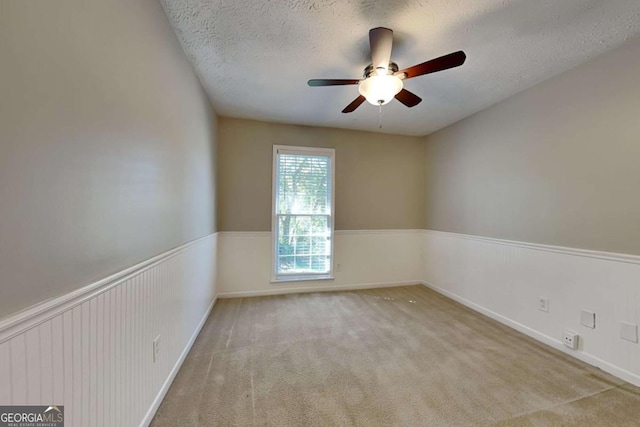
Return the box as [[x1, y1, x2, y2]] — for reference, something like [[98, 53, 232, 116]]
[[151, 285, 640, 426]]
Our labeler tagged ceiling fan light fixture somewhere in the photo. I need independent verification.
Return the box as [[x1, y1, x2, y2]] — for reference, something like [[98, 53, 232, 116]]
[[358, 74, 403, 106]]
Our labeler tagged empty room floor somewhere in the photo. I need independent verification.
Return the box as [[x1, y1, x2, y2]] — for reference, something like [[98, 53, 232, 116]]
[[151, 285, 640, 426]]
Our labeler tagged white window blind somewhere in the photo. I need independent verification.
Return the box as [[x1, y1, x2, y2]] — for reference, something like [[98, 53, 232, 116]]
[[272, 146, 335, 280]]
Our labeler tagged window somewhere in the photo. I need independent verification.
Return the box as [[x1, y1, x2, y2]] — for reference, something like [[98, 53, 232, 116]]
[[272, 145, 335, 281]]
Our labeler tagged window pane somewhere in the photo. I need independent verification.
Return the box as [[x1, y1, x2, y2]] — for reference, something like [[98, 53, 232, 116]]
[[276, 154, 330, 215], [277, 214, 330, 274]]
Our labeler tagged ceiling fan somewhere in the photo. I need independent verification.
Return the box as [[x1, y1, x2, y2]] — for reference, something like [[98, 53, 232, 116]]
[[308, 27, 466, 113]]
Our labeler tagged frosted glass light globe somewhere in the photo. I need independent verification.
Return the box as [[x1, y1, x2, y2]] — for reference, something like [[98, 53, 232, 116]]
[[358, 74, 403, 105]]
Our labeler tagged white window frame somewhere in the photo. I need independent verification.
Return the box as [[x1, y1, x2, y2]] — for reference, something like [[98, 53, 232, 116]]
[[271, 145, 335, 282]]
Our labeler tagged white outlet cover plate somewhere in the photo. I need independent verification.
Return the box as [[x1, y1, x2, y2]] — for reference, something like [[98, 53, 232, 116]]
[[620, 322, 638, 343], [580, 310, 596, 329], [563, 330, 579, 349]]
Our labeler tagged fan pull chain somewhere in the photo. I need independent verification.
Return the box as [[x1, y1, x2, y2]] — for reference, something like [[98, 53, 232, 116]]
[[378, 103, 383, 129]]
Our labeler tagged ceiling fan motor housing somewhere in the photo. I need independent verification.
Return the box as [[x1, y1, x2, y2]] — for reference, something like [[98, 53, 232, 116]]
[[363, 62, 400, 78]]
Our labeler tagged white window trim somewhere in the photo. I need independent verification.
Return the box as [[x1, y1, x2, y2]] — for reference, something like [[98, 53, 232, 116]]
[[271, 145, 335, 283]]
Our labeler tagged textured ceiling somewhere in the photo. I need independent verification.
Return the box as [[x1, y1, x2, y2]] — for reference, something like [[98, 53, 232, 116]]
[[160, 0, 640, 136]]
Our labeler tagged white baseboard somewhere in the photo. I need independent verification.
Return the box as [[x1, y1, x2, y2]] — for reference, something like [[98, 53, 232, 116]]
[[140, 297, 217, 427], [421, 281, 640, 387], [218, 281, 422, 299]]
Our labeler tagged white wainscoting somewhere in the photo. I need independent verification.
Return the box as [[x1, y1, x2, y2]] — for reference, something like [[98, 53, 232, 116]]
[[422, 230, 640, 387], [4, 227, 639, 426], [217, 230, 423, 298], [0, 233, 218, 427]]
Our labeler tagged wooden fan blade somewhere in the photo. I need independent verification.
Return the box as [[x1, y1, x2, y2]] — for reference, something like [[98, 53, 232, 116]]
[[342, 95, 366, 113], [397, 51, 466, 80], [369, 27, 393, 70], [395, 89, 422, 107], [308, 79, 359, 86]]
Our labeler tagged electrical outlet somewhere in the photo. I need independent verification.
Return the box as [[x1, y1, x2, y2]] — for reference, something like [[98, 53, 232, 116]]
[[153, 335, 161, 363], [538, 297, 550, 312], [563, 330, 579, 349]]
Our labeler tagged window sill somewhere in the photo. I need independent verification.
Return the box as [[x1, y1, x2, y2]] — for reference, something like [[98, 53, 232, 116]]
[[271, 275, 335, 284]]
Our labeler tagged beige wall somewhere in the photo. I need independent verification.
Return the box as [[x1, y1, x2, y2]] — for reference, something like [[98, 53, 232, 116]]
[[423, 36, 640, 255], [0, 0, 217, 318], [218, 118, 424, 231]]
